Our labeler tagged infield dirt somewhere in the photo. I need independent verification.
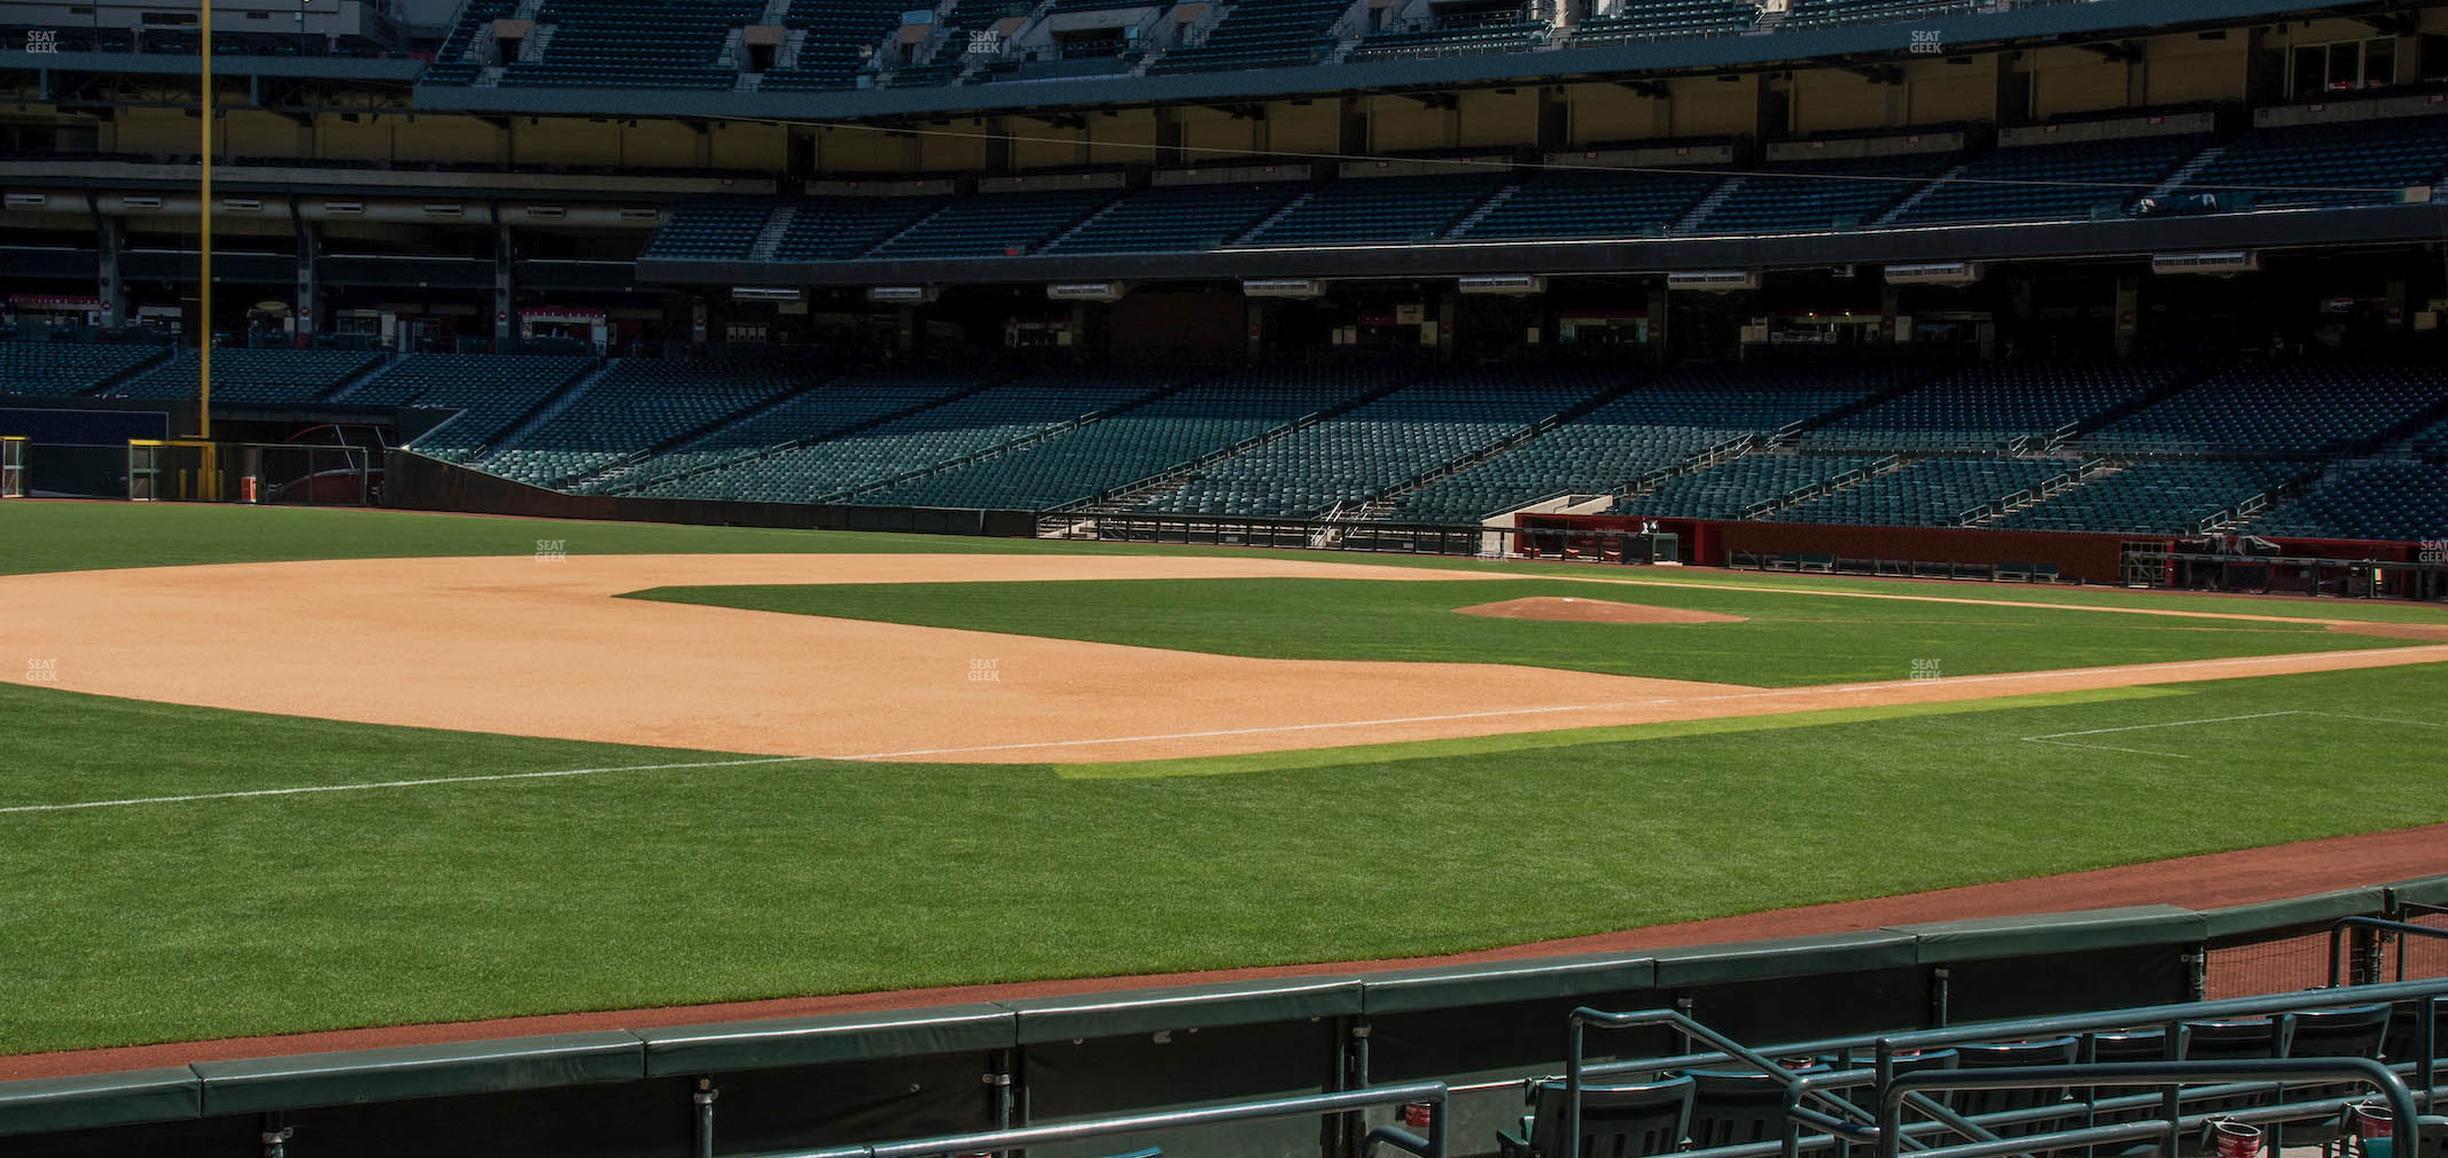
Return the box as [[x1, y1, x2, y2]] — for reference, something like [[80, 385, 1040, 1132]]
[[3, 553, 2446, 763]]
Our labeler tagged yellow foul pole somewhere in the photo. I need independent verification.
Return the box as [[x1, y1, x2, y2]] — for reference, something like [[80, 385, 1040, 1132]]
[[198, 0, 213, 446]]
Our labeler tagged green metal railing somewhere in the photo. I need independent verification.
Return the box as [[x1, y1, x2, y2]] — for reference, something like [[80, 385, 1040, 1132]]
[[766, 1080, 1454, 1158]]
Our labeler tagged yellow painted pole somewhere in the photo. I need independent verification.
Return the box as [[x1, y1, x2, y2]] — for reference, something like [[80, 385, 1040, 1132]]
[[198, 0, 214, 447]]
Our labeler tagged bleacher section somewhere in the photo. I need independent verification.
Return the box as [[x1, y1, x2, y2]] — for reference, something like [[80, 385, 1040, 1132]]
[[2172, 116, 2448, 211], [1774, 456, 2072, 526], [1146, 0, 1351, 74], [856, 372, 1378, 510], [0, 341, 169, 396], [499, 0, 762, 90], [359, 354, 598, 461], [1391, 368, 1886, 522], [474, 359, 808, 487], [1616, 453, 1881, 520], [1800, 363, 2184, 453], [2245, 461, 2448, 542], [2082, 362, 2448, 456], [1141, 372, 1602, 518], [636, 374, 1167, 503], [102, 349, 386, 405], [1996, 459, 2310, 535], [1892, 136, 2204, 226]]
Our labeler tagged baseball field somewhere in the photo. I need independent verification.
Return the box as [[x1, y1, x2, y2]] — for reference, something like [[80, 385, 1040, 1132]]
[[5, 501, 2447, 1065]]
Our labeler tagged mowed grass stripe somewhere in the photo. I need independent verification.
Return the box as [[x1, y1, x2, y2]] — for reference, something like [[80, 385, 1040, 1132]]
[[631, 577, 2418, 687], [4, 663, 2445, 1054]]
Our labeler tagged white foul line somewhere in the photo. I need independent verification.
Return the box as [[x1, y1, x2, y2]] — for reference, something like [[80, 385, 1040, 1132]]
[[8, 646, 2446, 815], [2017, 710, 2309, 759], [0, 755, 818, 816]]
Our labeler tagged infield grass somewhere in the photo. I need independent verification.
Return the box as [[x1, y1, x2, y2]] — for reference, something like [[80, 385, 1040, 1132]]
[[631, 577, 2423, 686]]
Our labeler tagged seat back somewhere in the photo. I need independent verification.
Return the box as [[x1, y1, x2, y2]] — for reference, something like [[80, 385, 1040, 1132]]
[[1684, 1065, 1824, 1149], [2286, 1004, 2392, 1058], [1528, 1076, 1695, 1158], [1954, 1037, 2081, 1119]]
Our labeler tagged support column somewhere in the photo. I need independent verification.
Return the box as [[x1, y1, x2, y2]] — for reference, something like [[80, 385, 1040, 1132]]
[[1433, 291, 1456, 364], [97, 211, 128, 329], [2113, 273, 2139, 357], [1647, 282, 1672, 364], [1245, 297, 1266, 364], [293, 218, 321, 347], [493, 217, 516, 351]]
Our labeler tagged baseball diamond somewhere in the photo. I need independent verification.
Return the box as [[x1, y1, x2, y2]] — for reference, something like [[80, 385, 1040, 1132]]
[[6, 0, 2448, 1149]]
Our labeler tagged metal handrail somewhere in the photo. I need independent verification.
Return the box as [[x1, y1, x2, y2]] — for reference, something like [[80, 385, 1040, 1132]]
[[2330, 916, 2448, 987], [767, 1080, 1452, 1158], [1563, 1007, 1977, 1158], [1875, 1059, 2420, 1158], [1573, 977, 2448, 1087]]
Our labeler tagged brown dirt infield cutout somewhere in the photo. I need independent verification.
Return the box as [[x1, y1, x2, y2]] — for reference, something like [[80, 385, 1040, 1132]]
[[3, 553, 2446, 764], [1457, 595, 1748, 625]]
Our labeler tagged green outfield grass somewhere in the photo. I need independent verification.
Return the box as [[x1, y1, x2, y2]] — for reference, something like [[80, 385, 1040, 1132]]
[[5, 502, 2448, 1056], [631, 577, 2422, 686], [4, 666, 2446, 1055]]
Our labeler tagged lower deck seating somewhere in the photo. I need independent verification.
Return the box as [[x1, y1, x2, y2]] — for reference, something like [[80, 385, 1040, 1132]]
[[0, 340, 170, 396], [1615, 453, 1880, 520], [474, 359, 812, 487], [2083, 362, 2448, 456], [854, 371, 1378, 510], [1996, 459, 2310, 535], [363, 354, 598, 460], [1773, 456, 2073, 526], [1143, 372, 1605, 518], [2244, 460, 2448, 542], [590, 375, 984, 493], [102, 348, 385, 405], [1391, 369, 1879, 523], [1801, 362, 2184, 453], [638, 373, 1168, 504]]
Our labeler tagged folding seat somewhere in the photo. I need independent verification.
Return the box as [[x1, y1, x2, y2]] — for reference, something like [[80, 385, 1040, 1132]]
[[1501, 1076, 1695, 1158]]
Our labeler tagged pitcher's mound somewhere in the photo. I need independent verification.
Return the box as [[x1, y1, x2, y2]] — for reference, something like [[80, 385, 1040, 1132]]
[[1455, 596, 1748, 626]]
